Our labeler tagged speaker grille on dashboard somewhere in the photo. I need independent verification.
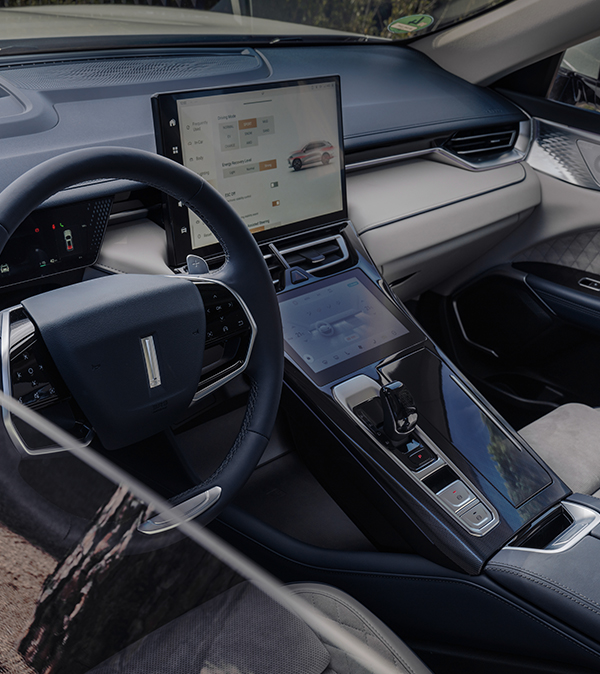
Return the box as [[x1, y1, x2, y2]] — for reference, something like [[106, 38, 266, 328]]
[[0, 53, 262, 90]]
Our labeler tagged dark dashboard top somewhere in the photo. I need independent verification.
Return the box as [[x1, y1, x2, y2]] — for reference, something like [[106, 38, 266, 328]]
[[0, 45, 525, 206]]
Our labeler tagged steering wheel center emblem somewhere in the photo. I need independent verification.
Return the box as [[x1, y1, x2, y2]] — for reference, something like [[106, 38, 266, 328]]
[[141, 335, 162, 389]]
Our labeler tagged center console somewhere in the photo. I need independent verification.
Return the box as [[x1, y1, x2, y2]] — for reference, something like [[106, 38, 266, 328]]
[[275, 250, 569, 574]]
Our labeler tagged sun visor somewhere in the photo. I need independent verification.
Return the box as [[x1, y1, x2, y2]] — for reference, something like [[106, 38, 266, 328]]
[[22, 274, 205, 450]]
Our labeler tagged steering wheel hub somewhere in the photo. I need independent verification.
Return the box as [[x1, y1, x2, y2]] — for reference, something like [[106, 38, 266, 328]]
[[22, 273, 206, 450]]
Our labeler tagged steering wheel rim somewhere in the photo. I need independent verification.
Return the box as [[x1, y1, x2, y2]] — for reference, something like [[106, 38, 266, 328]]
[[0, 146, 284, 538]]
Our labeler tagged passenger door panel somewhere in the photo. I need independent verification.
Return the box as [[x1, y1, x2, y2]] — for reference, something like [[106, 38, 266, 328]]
[[436, 89, 600, 429]]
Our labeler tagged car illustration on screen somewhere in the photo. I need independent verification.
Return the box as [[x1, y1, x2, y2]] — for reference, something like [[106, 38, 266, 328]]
[[288, 140, 335, 171], [63, 229, 74, 251]]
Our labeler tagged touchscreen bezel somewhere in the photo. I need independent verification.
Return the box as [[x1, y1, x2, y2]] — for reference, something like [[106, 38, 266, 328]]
[[279, 269, 425, 387], [152, 76, 348, 267]]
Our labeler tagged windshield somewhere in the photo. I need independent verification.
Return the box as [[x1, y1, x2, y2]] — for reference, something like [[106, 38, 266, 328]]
[[0, 0, 512, 46]]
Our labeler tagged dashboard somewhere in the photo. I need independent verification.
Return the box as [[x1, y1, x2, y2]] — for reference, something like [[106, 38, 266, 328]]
[[0, 44, 536, 301]]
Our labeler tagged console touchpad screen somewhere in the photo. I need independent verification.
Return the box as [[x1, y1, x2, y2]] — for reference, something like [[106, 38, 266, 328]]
[[279, 276, 409, 374]]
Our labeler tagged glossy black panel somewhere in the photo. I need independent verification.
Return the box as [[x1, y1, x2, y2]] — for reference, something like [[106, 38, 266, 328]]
[[381, 349, 552, 508]]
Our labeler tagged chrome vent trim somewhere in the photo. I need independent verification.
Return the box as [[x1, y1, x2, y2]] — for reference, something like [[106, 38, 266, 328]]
[[261, 250, 285, 291], [446, 127, 518, 157], [347, 119, 531, 173]]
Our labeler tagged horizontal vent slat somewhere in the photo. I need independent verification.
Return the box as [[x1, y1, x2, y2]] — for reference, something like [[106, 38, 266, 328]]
[[446, 126, 518, 158]]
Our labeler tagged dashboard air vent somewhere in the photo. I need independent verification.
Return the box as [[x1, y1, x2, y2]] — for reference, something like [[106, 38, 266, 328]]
[[279, 235, 349, 274], [446, 125, 518, 158], [261, 248, 286, 292]]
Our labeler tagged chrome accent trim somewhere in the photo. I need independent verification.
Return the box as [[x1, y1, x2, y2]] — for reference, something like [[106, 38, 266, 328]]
[[346, 120, 531, 173], [185, 278, 257, 404], [276, 234, 349, 273], [261, 252, 281, 287], [141, 335, 161, 389], [527, 118, 600, 190], [108, 207, 149, 225], [1, 307, 93, 455], [579, 277, 600, 291], [138, 486, 222, 534], [452, 299, 499, 358], [508, 502, 600, 554], [268, 242, 290, 270], [332, 374, 499, 536]]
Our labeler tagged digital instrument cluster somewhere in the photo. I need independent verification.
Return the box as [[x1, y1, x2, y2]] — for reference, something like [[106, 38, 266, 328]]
[[0, 197, 112, 287]]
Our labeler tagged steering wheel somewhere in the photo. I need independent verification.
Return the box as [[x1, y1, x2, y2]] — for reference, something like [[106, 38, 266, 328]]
[[0, 147, 284, 549]]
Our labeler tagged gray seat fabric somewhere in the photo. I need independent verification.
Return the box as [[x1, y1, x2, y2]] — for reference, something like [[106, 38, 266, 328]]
[[87, 581, 432, 674], [519, 403, 600, 497], [288, 583, 432, 674]]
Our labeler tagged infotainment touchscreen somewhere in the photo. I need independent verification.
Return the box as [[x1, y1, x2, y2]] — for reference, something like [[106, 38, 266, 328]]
[[153, 76, 347, 266], [279, 270, 424, 386]]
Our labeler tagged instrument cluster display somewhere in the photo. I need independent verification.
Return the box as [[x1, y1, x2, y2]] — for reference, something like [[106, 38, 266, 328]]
[[0, 198, 111, 287]]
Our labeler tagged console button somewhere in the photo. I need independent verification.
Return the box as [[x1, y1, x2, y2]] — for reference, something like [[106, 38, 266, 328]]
[[437, 480, 475, 511], [460, 502, 493, 529], [406, 445, 436, 470]]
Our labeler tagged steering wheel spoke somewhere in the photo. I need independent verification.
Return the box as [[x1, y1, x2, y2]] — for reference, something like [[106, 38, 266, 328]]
[[1, 305, 93, 455], [190, 278, 257, 404]]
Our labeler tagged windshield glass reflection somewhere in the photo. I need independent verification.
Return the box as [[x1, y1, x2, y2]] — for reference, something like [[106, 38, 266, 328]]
[[0, 0, 512, 42]]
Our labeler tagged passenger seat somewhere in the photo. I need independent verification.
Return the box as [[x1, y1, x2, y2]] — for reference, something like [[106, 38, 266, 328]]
[[520, 403, 600, 497], [87, 581, 433, 674]]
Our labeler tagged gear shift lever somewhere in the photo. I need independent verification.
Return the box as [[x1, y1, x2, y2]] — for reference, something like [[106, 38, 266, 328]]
[[380, 381, 418, 446]]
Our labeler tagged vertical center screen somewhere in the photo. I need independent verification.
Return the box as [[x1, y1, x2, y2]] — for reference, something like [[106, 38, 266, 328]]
[[176, 81, 343, 250]]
